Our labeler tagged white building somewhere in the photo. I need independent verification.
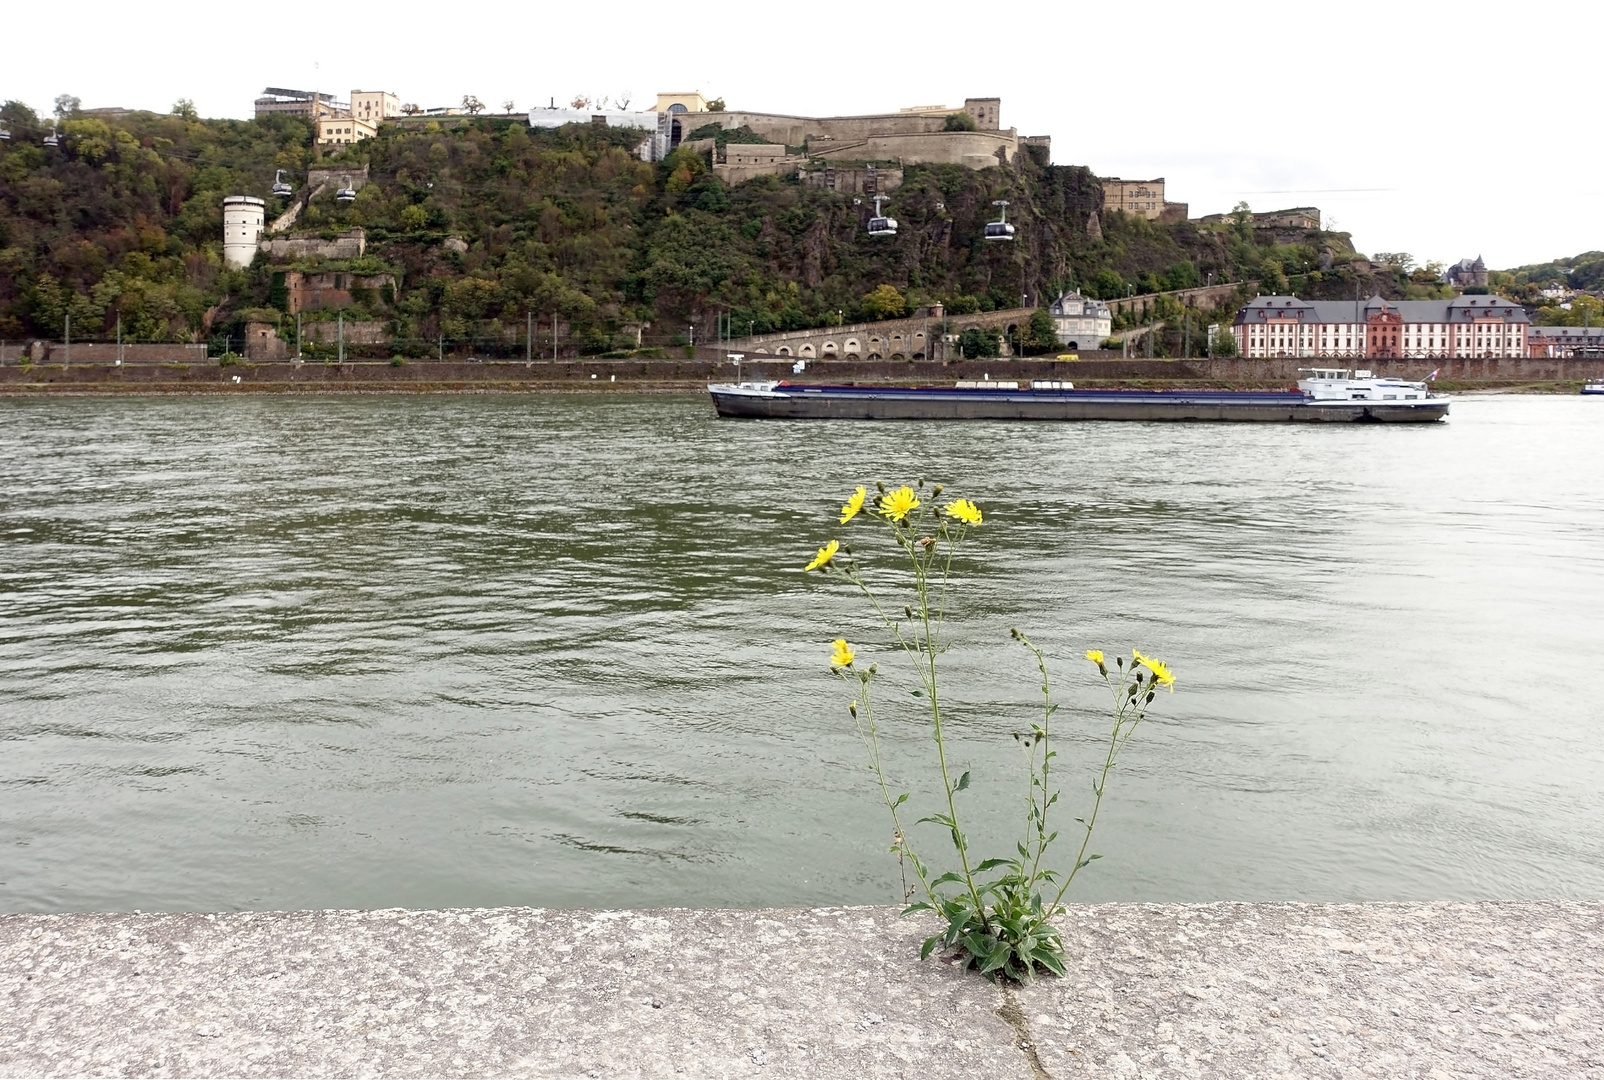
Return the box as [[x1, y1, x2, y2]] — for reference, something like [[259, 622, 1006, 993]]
[[1232, 294, 1530, 359], [222, 196, 265, 269], [1048, 290, 1112, 350]]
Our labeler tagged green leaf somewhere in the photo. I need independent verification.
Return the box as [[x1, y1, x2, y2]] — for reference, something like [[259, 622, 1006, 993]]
[[955, 771, 971, 792], [893, 792, 909, 806], [920, 935, 941, 960], [975, 858, 1011, 873], [901, 902, 934, 916], [910, 690, 924, 697]]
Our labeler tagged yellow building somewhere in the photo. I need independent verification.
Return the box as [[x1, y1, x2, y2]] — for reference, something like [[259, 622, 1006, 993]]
[[654, 91, 711, 114], [350, 90, 400, 126], [317, 117, 376, 147]]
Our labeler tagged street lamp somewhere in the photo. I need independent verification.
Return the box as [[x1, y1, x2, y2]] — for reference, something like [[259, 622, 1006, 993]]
[[728, 352, 745, 384]]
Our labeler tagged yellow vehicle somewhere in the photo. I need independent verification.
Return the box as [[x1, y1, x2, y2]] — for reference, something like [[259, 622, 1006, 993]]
[[1056, 353, 1080, 361]]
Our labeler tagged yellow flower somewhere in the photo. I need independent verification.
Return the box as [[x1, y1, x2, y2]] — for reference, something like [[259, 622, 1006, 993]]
[[1133, 649, 1176, 690], [831, 639, 856, 667], [839, 486, 867, 524], [879, 486, 921, 523], [943, 498, 983, 526], [805, 539, 839, 572], [1084, 650, 1104, 666]]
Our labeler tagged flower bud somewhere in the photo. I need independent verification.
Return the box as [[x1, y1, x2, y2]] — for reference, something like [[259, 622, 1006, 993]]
[[875, 480, 886, 492], [904, 605, 914, 619], [849, 701, 858, 717], [1145, 690, 1155, 704], [933, 484, 944, 496]]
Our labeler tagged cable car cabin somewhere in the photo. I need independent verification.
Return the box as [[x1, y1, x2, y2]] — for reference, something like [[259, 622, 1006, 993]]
[[867, 216, 899, 237], [43, 128, 59, 147], [336, 178, 357, 203], [0, 121, 11, 141], [272, 169, 294, 197], [983, 221, 1016, 241]]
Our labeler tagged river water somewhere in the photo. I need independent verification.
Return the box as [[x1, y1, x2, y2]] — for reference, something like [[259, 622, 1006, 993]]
[[1, 393, 1601, 913]]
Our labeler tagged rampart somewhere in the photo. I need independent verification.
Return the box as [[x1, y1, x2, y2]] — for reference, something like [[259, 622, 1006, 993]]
[[808, 129, 1016, 169], [260, 228, 367, 261]]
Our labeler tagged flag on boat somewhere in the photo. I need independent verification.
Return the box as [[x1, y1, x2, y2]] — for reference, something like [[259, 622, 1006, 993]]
[[1427, 368, 1440, 382]]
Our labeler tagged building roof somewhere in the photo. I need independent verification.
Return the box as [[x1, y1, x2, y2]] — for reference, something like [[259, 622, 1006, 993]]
[[1529, 325, 1604, 339], [1234, 295, 1530, 325]]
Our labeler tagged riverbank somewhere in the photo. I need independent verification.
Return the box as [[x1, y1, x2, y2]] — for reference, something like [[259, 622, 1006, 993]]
[[0, 358, 1596, 396], [2, 903, 1597, 1078]]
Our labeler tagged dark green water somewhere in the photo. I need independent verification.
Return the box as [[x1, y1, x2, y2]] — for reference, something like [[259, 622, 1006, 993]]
[[2, 393, 1601, 912]]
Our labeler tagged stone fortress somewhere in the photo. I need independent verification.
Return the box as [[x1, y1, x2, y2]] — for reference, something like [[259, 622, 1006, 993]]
[[649, 92, 1048, 179]]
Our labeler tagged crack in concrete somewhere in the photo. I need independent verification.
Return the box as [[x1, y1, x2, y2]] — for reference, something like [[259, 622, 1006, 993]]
[[996, 986, 1053, 1080]]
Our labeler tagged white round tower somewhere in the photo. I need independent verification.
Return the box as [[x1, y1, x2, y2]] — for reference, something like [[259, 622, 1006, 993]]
[[222, 195, 266, 269]]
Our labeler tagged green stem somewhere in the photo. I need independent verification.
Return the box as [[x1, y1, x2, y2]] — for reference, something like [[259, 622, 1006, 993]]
[[1047, 671, 1146, 915]]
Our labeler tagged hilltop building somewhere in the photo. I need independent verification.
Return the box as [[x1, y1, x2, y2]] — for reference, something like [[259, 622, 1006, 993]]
[[254, 88, 349, 120], [351, 90, 400, 126], [660, 95, 1046, 171], [1048, 291, 1112, 350], [1232, 295, 1530, 359], [1443, 256, 1489, 289]]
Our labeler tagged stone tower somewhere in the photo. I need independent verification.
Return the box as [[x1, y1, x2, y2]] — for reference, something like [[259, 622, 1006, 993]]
[[223, 196, 265, 269]]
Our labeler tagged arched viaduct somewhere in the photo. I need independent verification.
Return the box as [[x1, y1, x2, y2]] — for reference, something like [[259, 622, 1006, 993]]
[[725, 306, 1040, 362]]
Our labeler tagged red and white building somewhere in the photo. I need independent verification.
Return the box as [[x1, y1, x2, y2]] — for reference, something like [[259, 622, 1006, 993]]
[[1232, 295, 1530, 359]]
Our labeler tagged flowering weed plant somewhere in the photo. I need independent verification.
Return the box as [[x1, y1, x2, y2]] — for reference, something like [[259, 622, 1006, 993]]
[[809, 479, 1175, 981]]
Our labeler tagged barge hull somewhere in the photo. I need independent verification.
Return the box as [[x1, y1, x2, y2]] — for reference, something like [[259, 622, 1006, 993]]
[[710, 390, 1448, 423]]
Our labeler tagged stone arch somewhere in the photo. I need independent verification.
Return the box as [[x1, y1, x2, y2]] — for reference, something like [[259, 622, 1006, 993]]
[[913, 331, 926, 343], [870, 336, 883, 352], [1065, 341, 1079, 350], [844, 338, 861, 355], [913, 350, 926, 360], [777, 346, 793, 356], [755, 347, 771, 355], [822, 341, 839, 357], [867, 352, 883, 361], [799, 344, 816, 358], [891, 352, 906, 360]]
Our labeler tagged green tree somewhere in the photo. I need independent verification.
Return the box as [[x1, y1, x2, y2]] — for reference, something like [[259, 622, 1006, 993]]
[[171, 99, 198, 121], [943, 111, 977, 132], [958, 327, 1000, 358], [860, 284, 909, 321], [1028, 308, 1058, 353]]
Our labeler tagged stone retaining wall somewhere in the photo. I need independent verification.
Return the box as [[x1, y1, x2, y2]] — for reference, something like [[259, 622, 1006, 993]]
[[1, 903, 1597, 1078]]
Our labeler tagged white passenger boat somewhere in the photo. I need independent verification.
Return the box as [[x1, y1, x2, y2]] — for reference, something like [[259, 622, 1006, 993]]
[[1583, 381, 1604, 396]]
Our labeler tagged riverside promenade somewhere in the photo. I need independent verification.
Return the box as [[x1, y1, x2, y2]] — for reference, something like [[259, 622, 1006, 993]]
[[2, 903, 1599, 1078]]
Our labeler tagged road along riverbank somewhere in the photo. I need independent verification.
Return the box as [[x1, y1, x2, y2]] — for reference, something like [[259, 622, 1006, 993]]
[[0, 357, 1594, 395], [2, 903, 1597, 1078]]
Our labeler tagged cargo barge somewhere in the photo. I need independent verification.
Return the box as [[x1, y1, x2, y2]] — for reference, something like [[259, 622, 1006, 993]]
[[709, 368, 1449, 423]]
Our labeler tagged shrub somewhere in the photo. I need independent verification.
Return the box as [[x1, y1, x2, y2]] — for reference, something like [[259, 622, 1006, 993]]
[[808, 481, 1175, 981]]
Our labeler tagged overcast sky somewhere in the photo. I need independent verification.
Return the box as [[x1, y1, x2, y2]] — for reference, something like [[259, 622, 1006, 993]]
[[6, 0, 1598, 270]]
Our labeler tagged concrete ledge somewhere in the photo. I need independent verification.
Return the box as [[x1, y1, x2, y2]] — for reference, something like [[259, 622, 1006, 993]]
[[2, 903, 1599, 1078]]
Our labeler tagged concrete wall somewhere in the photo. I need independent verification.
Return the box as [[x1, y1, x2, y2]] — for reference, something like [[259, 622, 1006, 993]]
[[17, 342, 208, 363]]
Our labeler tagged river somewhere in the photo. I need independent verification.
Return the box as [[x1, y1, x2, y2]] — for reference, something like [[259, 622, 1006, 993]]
[[1, 393, 1601, 912]]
